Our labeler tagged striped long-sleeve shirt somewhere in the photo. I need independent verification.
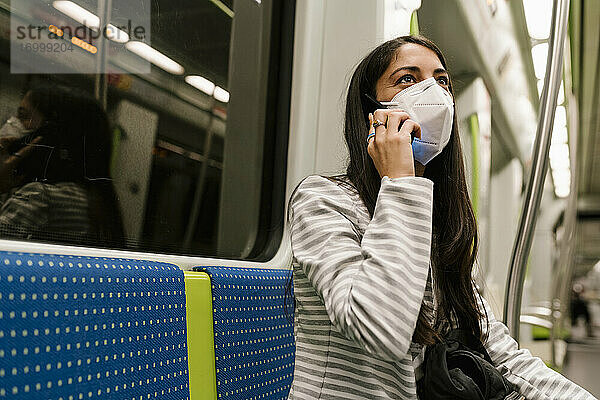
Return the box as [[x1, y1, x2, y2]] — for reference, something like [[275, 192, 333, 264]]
[[0, 181, 90, 240], [288, 175, 595, 400]]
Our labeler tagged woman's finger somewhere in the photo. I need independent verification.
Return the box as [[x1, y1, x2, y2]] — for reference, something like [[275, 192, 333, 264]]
[[0, 137, 19, 153], [384, 111, 411, 136], [5, 136, 44, 167], [372, 109, 390, 140], [15, 136, 44, 157], [367, 113, 376, 144], [398, 119, 421, 141]]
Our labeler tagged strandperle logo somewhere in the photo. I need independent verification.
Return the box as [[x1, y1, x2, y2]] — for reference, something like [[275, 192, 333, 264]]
[[15, 20, 146, 42], [14, 21, 146, 56], [11, 0, 151, 74], [16, 21, 146, 54]]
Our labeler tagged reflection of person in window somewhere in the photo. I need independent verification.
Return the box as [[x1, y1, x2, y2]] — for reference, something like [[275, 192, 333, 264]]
[[0, 84, 124, 246]]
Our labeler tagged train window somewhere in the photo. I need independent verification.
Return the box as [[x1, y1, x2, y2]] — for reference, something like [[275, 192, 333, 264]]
[[0, 0, 294, 260]]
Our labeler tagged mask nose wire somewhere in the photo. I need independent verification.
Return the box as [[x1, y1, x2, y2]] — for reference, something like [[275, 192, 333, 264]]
[[387, 76, 440, 105]]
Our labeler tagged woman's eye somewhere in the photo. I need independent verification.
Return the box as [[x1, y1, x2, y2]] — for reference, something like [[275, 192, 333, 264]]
[[397, 74, 416, 84], [436, 76, 449, 85]]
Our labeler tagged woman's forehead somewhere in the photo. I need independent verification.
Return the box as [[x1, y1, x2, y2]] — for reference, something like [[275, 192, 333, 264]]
[[387, 43, 444, 72]]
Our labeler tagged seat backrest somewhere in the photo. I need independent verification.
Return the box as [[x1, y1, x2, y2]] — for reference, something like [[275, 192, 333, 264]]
[[197, 266, 294, 400], [0, 251, 190, 400]]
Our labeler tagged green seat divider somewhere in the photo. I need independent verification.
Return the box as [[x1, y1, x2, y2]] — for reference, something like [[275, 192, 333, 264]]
[[184, 271, 217, 400]]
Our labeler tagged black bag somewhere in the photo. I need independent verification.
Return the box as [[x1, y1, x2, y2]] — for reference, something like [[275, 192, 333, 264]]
[[417, 329, 522, 399]]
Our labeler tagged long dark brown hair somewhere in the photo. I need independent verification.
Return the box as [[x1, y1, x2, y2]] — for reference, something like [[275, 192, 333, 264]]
[[341, 35, 485, 344], [22, 84, 125, 246]]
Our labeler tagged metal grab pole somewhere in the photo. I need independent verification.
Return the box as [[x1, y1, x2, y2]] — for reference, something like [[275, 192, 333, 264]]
[[94, 0, 112, 110], [549, 35, 578, 367], [183, 98, 217, 251], [503, 0, 571, 342], [551, 97, 578, 365]]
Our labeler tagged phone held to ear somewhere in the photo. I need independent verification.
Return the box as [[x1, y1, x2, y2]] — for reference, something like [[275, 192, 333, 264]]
[[363, 93, 416, 143], [362, 77, 454, 165]]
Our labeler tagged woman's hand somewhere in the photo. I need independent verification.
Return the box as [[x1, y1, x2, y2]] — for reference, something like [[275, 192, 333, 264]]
[[0, 136, 43, 193], [367, 109, 421, 179]]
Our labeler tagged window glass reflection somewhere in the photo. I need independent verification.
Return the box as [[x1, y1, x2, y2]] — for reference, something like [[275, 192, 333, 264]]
[[0, 0, 237, 255], [0, 0, 292, 259], [0, 84, 124, 246]]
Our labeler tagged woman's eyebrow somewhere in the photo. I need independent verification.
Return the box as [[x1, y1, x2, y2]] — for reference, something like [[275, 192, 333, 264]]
[[434, 68, 448, 74], [389, 66, 420, 79]]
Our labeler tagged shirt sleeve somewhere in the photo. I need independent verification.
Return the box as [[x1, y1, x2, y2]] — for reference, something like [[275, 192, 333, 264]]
[[289, 175, 434, 360], [480, 297, 596, 400], [0, 182, 50, 236]]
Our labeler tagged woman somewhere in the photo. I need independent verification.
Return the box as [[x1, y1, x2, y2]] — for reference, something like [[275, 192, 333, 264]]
[[0, 84, 124, 246], [287, 36, 594, 399]]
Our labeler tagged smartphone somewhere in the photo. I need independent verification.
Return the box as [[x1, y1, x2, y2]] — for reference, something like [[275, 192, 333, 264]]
[[362, 93, 414, 141], [363, 93, 400, 110]]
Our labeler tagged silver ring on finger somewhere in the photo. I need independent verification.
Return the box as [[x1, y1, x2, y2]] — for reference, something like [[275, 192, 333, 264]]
[[366, 132, 375, 144], [372, 119, 385, 129]]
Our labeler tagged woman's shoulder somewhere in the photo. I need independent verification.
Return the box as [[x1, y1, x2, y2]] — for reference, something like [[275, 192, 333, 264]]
[[293, 174, 358, 201], [13, 181, 87, 198], [0, 182, 52, 225], [6, 182, 89, 215], [8, 181, 49, 202], [289, 174, 359, 217], [297, 174, 357, 191]]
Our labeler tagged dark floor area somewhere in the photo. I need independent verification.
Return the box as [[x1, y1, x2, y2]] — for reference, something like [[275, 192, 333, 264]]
[[563, 326, 600, 397]]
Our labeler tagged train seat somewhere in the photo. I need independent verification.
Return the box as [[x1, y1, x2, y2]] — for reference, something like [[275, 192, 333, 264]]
[[0, 251, 190, 400], [0, 251, 294, 400], [193, 266, 294, 400]]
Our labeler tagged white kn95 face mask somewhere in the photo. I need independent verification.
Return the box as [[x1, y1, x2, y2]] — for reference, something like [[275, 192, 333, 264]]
[[0, 116, 33, 139], [385, 77, 454, 165]]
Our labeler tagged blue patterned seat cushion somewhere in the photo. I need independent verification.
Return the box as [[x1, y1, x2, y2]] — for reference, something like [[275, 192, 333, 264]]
[[196, 266, 294, 400], [0, 251, 190, 400]]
